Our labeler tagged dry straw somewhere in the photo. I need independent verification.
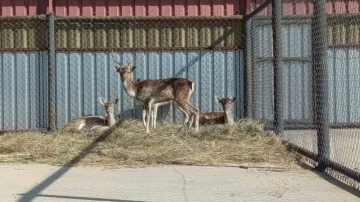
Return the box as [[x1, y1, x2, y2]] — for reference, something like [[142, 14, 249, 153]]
[[0, 119, 298, 169]]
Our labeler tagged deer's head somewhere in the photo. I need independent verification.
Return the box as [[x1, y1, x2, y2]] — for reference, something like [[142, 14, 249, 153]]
[[216, 97, 236, 111], [99, 97, 119, 114], [114, 66, 136, 81], [111, 51, 139, 82]]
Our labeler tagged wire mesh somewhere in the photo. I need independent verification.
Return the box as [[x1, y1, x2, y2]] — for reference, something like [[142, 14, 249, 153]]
[[52, 11, 244, 129], [247, 0, 360, 189], [0, 0, 358, 190], [0, 10, 245, 131], [0, 16, 48, 130]]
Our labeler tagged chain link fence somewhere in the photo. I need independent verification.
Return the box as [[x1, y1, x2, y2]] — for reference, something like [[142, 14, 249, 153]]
[[246, 0, 360, 189], [0, 0, 359, 190], [0, 16, 49, 130], [0, 11, 245, 131]]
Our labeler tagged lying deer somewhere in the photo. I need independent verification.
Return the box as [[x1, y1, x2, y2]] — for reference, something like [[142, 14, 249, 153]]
[[64, 97, 119, 132], [199, 97, 236, 125], [112, 54, 199, 134], [135, 78, 192, 128]]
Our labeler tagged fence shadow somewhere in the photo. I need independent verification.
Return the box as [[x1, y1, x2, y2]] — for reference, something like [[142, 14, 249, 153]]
[[18, 194, 143, 202], [17, 120, 124, 202], [299, 162, 360, 198]]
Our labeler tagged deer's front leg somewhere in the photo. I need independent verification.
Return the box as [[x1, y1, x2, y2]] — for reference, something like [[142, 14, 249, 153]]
[[152, 104, 158, 128], [142, 105, 146, 129]]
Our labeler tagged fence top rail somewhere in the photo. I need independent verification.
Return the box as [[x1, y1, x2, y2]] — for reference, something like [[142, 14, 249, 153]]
[[54, 15, 243, 21], [0, 15, 47, 20], [251, 14, 313, 20]]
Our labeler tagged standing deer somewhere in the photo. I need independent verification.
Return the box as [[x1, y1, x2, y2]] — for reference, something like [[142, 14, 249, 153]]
[[112, 54, 199, 134], [64, 97, 119, 132], [199, 97, 236, 125], [136, 79, 193, 128]]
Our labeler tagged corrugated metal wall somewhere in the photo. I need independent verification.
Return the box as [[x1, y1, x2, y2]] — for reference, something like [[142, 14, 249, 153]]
[[0, 50, 243, 129], [0, 51, 48, 130], [251, 20, 313, 122], [53, 18, 242, 49], [251, 18, 360, 124], [328, 49, 360, 123], [54, 50, 244, 127]]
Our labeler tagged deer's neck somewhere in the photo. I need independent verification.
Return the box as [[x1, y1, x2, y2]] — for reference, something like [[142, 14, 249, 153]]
[[107, 113, 116, 127], [123, 77, 137, 98], [224, 109, 234, 125]]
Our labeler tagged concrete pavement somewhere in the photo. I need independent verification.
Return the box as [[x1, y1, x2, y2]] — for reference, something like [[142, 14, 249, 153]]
[[0, 163, 359, 202]]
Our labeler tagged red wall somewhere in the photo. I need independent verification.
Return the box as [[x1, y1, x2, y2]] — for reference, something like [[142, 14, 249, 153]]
[[0, 0, 244, 16], [248, 0, 360, 15], [0, 0, 358, 16]]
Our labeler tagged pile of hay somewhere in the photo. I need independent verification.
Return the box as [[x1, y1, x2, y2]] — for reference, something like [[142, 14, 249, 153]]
[[0, 119, 297, 168]]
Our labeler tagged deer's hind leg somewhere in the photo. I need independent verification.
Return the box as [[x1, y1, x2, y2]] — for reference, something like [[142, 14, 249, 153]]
[[175, 101, 199, 132], [144, 99, 154, 135], [174, 102, 190, 126]]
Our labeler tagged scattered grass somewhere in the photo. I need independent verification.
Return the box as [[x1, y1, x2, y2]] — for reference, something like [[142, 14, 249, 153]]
[[0, 119, 298, 169]]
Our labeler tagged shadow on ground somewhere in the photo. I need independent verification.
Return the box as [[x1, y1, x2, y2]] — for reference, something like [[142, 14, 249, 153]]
[[18, 194, 143, 202], [299, 162, 360, 198], [17, 121, 124, 202]]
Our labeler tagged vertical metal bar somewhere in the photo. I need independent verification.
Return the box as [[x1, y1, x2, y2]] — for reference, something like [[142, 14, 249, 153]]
[[48, 13, 56, 131], [245, 19, 252, 118], [272, 0, 284, 135], [313, 0, 330, 172]]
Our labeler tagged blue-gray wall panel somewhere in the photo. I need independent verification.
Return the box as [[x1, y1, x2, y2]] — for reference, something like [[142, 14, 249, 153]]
[[82, 52, 96, 117], [173, 52, 187, 123], [52, 50, 243, 128], [213, 51, 226, 113], [0, 54, 2, 128], [69, 53, 82, 120], [349, 50, 360, 122], [252, 20, 360, 125], [254, 23, 311, 58], [200, 51, 212, 113], [16, 53, 29, 129], [55, 52, 68, 127], [327, 49, 360, 124], [95, 52, 108, 116], [187, 51, 200, 115], [0, 50, 243, 129], [253, 60, 313, 122], [252, 22, 313, 122], [0, 52, 47, 130], [289, 62, 302, 120], [334, 50, 347, 123], [3, 53, 15, 129]]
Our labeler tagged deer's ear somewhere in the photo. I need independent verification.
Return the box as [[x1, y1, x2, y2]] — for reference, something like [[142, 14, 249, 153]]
[[113, 66, 118, 72], [131, 66, 136, 72], [114, 98, 119, 105], [99, 97, 106, 105], [231, 97, 237, 103], [216, 97, 221, 103]]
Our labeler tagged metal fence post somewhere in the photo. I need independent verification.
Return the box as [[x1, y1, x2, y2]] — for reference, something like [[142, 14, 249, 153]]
[[272, 0, 284, 135], [245, 18, 252, 119], [313, 0, 330, 172], [48, 13, 56, 131]]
